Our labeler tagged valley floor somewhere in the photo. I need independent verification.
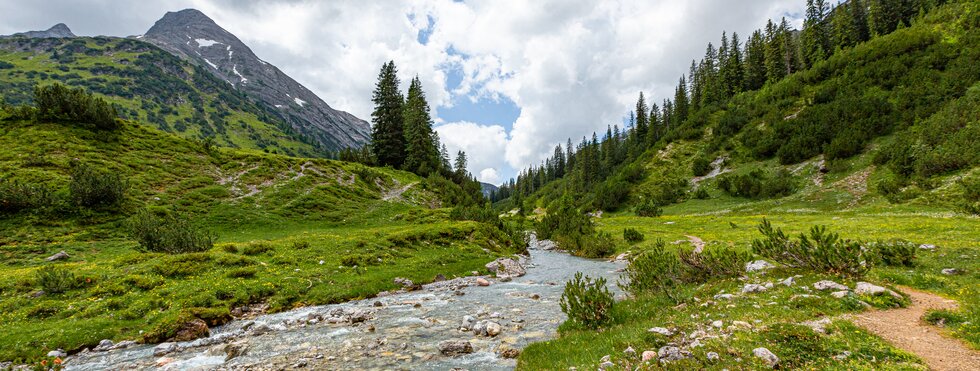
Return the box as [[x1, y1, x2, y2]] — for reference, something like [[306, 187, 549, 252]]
[[519, 207, 980, 370]]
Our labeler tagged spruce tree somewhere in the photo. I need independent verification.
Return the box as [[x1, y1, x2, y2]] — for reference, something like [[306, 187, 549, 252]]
[[635, 92, 649, 142], [402, 76, 440, 175], [851, 0, 871, 43], [744, 29, 768, 90], [673, 76, 689, 126], [454, 150, 468, 177], [370, 61, 406, 168], [800, 0, 830, 68], [722, 32, 745, 97]]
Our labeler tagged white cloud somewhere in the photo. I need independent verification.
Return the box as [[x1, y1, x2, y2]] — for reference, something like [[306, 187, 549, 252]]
[[479, 168, 500, 185], [434, 121, 508, 182]]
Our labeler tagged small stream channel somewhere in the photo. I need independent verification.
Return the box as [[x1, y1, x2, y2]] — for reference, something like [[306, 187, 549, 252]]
[[65, 238, 625, 370]]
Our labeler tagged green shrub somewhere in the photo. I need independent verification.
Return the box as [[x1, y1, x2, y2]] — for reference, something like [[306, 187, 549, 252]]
[[69, 162, 127, 208], [678, 246, 751, 283], [751, 219, 870, 277], [291, 241, 311, 249], [559, 272, 615, 330], [241, 242, 272, 256], [692, 187, 710, 199], [619, 240, 682, 302], [226, 267, 258, 279], [537, 194, 594, 240], [35, 265, 77, 294], [33, 83, 120, 130], [760, 323, 829, 368], [692, 155, 712, 177], [866, 239, 917, 267], [634, 199, 662, 217], [623, 228, 645, 243], [959, 176, 980, 215], [717, 169, 797, 199], [0, 179, 58, 214], [449, 204, 501, 226], [130, 209, 215, 254]]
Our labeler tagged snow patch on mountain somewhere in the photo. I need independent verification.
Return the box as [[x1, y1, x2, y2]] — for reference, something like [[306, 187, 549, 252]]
[[195, 38, 219, 47], [294, 98, 307, 107]]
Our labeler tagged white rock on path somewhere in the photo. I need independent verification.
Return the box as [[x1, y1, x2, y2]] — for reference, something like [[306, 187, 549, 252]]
[[753, 347, 779, 368], [854, 282, 903, 299]]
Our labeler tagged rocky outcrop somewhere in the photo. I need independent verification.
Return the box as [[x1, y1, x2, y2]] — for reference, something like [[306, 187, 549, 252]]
[[485, 257, 526, 279], [142, 9, 370, 151]]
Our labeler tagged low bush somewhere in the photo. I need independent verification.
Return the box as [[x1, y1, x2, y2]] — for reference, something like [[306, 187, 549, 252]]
[[717, 169, 797, 199], [619, 240, 682, 302], [691, 187, 710, 200], [34, 83, 119, 130], [241, 242, 272, 256], [226, 267, 258, 279], [36, 265, 77, 294], [69, 162, 127, 208], [960, 176, 980, 215], [130, 209, 215, 254], [692, 154, 712, 177], [866, 239, 917, 267], [559, 272, 615, 330], [0, 179, 59, 214], [449, 204, 500, 226], [751, 219, 870, 277], [623, 228, 645, 243], [678, 246, 751, 283], [634, 199, 662, 217]]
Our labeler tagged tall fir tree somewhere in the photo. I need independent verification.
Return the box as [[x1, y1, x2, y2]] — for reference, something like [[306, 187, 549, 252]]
[[831, 1, 857, 50], [851, 0, 871, 43], [800, 0, 831, 68], [402, 76, 441, 175], [780, 18, 802, 75], [688, 60, 702, 113], [454, 150, 468, 177], [370, 61, 406, 168], [440, 144, 451, 170], [744, 29, 768, 90], [673, 76, 689, 126], [721, 32, 745, 97], [635, 92, 649, 143], [764, 19, 787, 83]]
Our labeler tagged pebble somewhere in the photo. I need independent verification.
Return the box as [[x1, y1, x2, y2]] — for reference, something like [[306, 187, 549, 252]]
[[47, 349, 67, 358], [641, 350, 657, 362], [742, 283, 768, 294], [476, 278, 491, 286], [153, 342, 178, 357], [941, 268, 960, 275], [647, 327, 673, 336], [919, 244, 937, 250], [707, 351, 720, 361], [813, 280, 848, 291]]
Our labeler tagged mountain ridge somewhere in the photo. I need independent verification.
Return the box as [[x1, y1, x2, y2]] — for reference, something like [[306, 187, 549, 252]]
[[1, 23, 76, 39], [141, 9, 371, 151]]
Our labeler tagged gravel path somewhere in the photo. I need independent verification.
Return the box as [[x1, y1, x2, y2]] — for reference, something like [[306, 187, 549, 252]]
[[851, 287, 980, 371]]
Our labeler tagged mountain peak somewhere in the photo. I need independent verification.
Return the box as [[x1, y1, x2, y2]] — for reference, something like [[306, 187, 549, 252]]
[[3, 23, 75, 39], [146, 9, 218, 36]]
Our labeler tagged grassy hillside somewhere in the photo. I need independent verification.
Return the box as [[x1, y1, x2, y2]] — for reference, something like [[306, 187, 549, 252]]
[[0, 37, 322, 157], [512, 1, 980, 369], [0, 116, 521, 362]]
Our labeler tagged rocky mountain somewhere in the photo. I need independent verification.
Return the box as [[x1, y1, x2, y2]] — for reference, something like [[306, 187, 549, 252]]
[[141, 9, 370, 151], [1, 23, 76, 39], [480, 182, 499, 197]]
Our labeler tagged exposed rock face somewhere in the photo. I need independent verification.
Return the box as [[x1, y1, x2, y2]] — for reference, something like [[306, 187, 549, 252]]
[[142, 9, 370, 151], [485, 257, 526, 279], [3, 23, 76, 39]]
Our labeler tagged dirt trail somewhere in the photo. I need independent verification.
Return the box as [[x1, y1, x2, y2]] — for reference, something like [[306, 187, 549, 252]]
[[850, 287, 980, 371], [381, 181, 416, 201]]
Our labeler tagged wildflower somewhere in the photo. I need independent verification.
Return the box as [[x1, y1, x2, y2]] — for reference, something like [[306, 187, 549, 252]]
[[54, 358, 63, 365], [40, 360, 48, 366]]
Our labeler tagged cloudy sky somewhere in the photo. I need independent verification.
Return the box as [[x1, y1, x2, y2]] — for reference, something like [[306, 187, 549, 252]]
[[0, 0, 804, 184]]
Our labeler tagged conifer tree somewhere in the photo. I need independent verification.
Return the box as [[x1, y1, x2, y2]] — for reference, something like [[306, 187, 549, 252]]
[[635, 92, 649, 142], [780, 18, 802, 75], [370, 61, 406, 168], [454, 150, 468, 176], [721, 32, 745, 97], [673, 76, 689, 125], [764, 19, 787, 83], [440, 144, 451, 170], [851, 0, 871, 43], [800, 0, 831, 68], [831, 2, 857, 50], [688, 60, 702, 113], [402, 76, 441, 175], [744, 29, 768, 90]]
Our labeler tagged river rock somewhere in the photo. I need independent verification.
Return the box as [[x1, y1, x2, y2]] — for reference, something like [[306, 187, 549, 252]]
[[45, 251, 69, 261], [93, 339, 114, 352], [753, 347, 779, 368], [658, 346, 691, 362], [153, 342, 178, 357], [439, 340, 473, 356], [173, 318, 210, 342], [476, 278, 491, 286], [486, 257, 526, 278], [499, 345, 521, 359], [47, 349, 67, 358], [813, 280, 848, 291], [434, 274, 447, 282], [460, 315, 476, 331], [742, 283, 768, 294], [745, 260, 774, 272], [224, 342, 247, 361], [393, 277, 414, 288]]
